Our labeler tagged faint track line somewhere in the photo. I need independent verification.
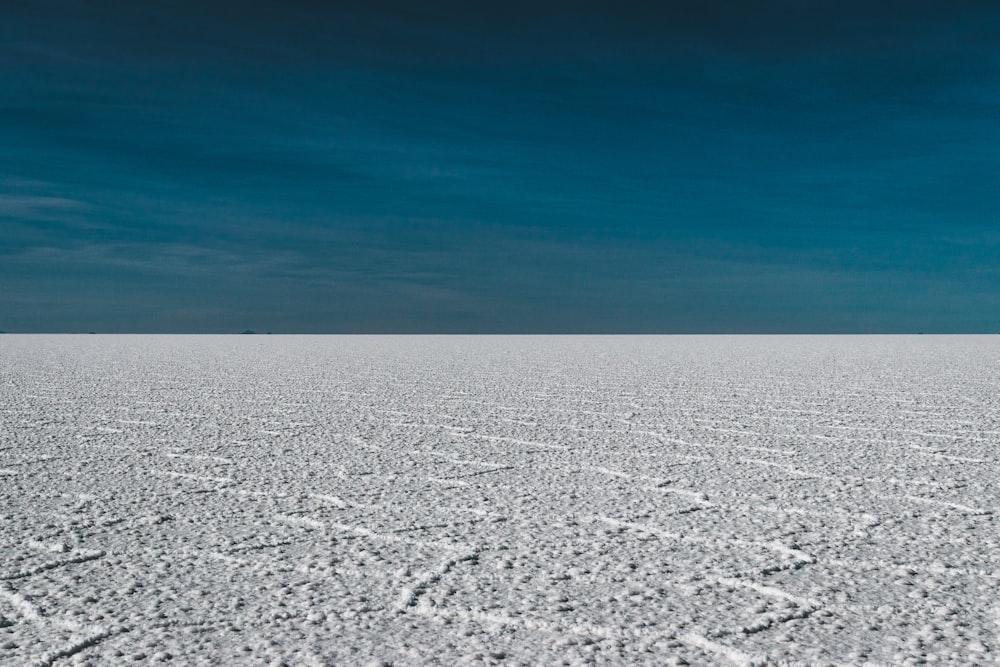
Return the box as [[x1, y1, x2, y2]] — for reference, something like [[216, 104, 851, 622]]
[[156, 470, 234, 484], [274, 513, 325, 530], [883, 493, 990, 515], [427, 477, 470, 487], [408, 601, 682, 646], [714, 577, 820, 609], [308, 493, 351, 508], [459, 433, 568, 450], [588, 466, 713, 505], [0, 547, 106, 581], [909, 446, 985, 463], [164, 452, 234, 465], [0, 585, 115, 667]]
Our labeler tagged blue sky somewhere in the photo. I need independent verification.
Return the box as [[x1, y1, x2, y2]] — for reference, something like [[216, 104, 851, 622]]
[[3, 1, 1000, 332]]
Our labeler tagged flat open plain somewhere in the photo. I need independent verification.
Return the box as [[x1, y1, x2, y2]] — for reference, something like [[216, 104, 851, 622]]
[[1, 335, 997, 666]]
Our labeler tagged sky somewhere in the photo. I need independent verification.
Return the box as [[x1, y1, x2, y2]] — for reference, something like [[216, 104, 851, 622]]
[[2, 0, 1000, 333]]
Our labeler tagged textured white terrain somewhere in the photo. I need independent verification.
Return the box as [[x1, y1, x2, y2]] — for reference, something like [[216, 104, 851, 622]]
[[1, 335, 998, 666]]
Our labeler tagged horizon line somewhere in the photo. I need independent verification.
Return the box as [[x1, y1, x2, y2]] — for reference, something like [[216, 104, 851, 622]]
[[2, 331, 999, 336]]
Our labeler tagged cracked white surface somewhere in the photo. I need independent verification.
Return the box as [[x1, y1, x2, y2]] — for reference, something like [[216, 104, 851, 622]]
[[1, 334, 997, 665]]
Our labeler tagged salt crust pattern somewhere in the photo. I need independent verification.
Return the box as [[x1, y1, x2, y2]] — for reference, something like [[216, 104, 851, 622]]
[[0, 335, 997, 665]]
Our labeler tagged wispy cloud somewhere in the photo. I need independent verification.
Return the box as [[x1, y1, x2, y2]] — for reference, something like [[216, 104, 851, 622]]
[[0, 194, 88, 215]]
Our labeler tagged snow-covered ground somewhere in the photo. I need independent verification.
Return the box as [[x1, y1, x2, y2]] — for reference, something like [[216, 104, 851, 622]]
[[1, 335, 997, 666]]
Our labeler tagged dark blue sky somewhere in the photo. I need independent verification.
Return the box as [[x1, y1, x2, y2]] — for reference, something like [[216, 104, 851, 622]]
[[3, 1, 1000, 332]]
